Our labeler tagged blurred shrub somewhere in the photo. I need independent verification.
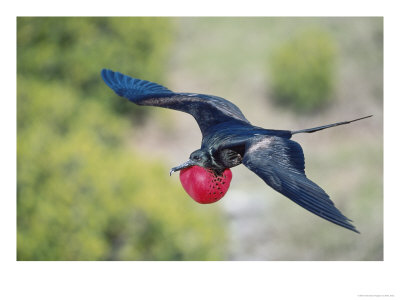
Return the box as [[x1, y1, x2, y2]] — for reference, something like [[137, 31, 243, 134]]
[[17, 18, 226, 260], [268, 29, 337, 112], [17, 78, 226, 260], [17, 17, 173, 117]]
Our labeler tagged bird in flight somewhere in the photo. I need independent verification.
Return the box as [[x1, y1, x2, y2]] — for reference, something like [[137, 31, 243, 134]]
[[101, 69, 371, 233]]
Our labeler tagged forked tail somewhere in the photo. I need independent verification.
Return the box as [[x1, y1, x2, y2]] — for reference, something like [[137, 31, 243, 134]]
[[291, 115, 372, 135]]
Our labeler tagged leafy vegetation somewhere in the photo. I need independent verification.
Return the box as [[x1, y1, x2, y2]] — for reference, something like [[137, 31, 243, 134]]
[[17, 17, 173, 116], [17, 17, 226, 260], [269, 28, 337, 112]]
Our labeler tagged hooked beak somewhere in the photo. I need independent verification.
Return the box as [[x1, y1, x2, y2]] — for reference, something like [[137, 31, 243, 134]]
[[169, 159, 196, 176]]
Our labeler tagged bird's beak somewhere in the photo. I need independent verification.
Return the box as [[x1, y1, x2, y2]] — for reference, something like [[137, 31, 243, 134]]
[[169, 159, 196, 176]]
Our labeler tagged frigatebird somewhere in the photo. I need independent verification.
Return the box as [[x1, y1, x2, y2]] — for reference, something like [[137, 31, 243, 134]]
[[101, 69, 371, 233]]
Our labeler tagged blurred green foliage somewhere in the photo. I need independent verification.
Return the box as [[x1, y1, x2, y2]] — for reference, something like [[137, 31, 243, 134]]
[[17, 17, 226, 260], [17, 17, 173, 117], [269, 29, 337, 112]]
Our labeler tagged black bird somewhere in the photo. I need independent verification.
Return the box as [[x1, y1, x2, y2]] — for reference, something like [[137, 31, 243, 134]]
[[101, 69, 371, 233]]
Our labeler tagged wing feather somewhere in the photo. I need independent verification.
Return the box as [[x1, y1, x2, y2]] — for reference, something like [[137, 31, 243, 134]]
[[101, 69, 249, 135], [242, 136, 359, 233]]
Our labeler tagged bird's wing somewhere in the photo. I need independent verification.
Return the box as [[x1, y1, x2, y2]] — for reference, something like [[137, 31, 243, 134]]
[[240, 135, 359, 233], [101, 69, 250, 135]]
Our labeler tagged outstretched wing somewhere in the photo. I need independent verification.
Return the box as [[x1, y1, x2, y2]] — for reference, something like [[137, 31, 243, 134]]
[[242, 135, 359, 233], [101, 69, 250, 135]]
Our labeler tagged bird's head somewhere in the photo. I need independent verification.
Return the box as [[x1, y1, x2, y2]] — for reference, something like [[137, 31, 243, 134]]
[[169, 149, 212, 175], [169, 149, 232, 204], [189, 149, 214, 168]]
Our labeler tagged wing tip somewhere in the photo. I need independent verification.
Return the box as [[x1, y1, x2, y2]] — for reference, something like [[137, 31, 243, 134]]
[[325, 214, 360, 234], [101, 69, 131, 98], [339, 220, 360, 234], [101, 68, 110, 76], [345, 220, 360, 234], [345, 225, 360, 234], [101, 68, 113, 81], [101, 68, 117, 90]]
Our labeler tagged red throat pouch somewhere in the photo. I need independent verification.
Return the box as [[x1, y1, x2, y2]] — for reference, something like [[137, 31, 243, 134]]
[[179, 166, 232, 204]]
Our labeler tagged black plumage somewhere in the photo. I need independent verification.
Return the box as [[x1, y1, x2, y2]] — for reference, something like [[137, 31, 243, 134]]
[[102, 69, 372, 233]]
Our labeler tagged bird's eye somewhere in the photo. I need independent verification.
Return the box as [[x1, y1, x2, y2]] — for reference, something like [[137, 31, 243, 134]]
[[193, 155, 200, 161]]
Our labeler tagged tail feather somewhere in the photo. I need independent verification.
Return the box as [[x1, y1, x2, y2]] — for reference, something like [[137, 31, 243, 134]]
[[291, 115, 372, 135]]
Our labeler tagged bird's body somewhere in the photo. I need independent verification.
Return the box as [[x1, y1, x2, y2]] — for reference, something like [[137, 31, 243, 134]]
[[101, 69, 371, 233], [198, 121, 290, 173]]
